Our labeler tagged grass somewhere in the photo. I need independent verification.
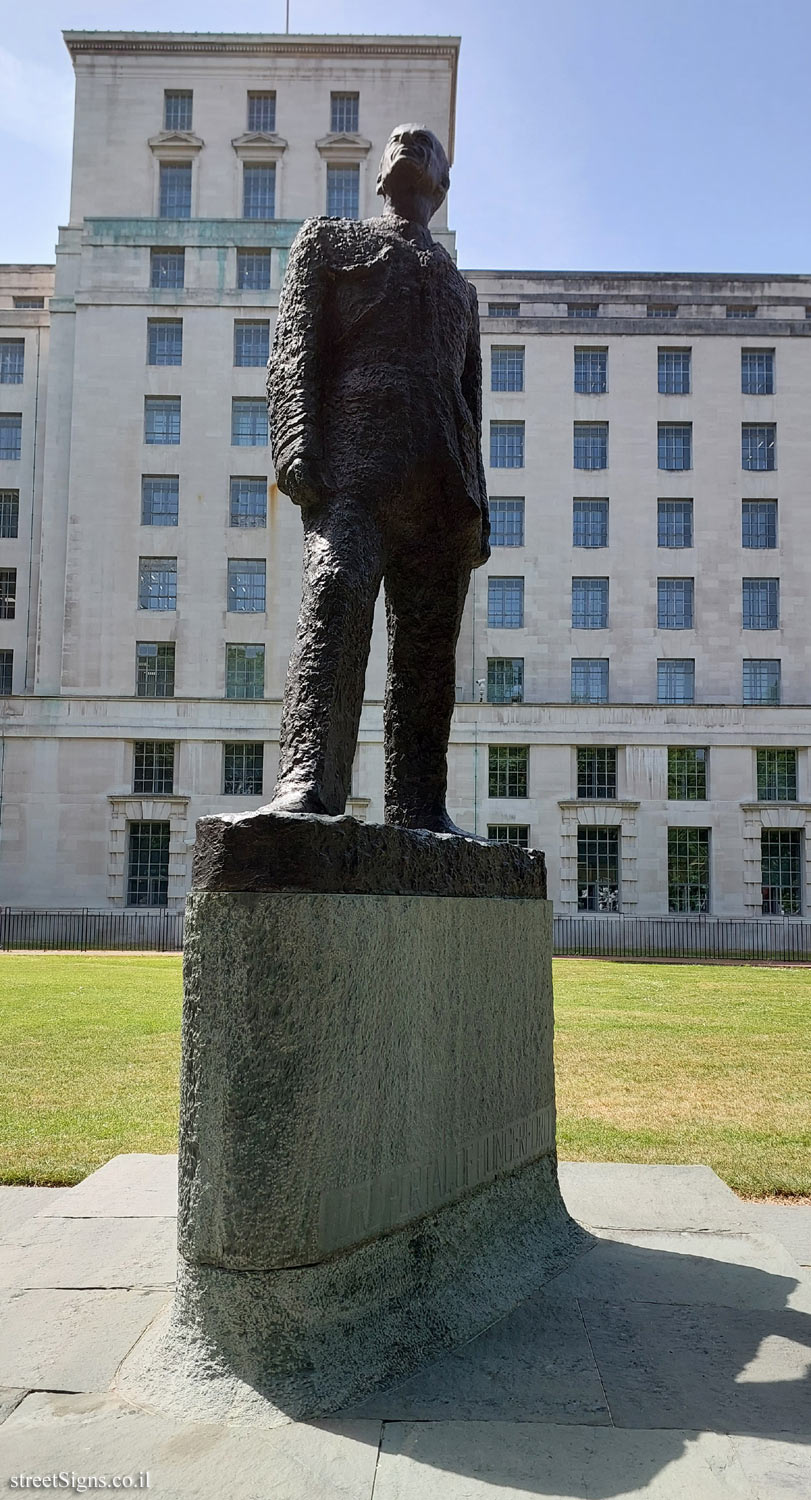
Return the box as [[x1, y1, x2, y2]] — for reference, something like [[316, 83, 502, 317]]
[[0, 954, 808, 1197]]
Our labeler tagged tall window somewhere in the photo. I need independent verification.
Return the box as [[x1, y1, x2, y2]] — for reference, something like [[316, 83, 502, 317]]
[[742, 578, 779, 630], [658, 423, 691, 470], [0, 490, 19, 538], [0, 568, 16, 619], [568, 303, 598, 318], [487, 657, 524, 703], [237, 250, 271, 290], [243, 164, 275, 219], [577, 827, 619, 911], [0, 340, 24, 384], [490, 420, 525, 468], [761, 829, 802, 914], [231, 399, 267, 446], [223, 742, 264, 795], [658, 349, 691, 395], [574, 348, 607, 394], [571, 659, 608, 704], [668, 828, 710, 913], [743, 659, 780, 705], [668, 747, 707, 800], [572, 577, 608, 629], [138, 557, 177, 610], [227, 559, 266, 612], [150, 249, 184, 289], [159, 162, 192, 219], [230, 477, 267, 527], [489, 498, 524, 547], [326, 165, 360, 218], [573, 499, 608, 548], [225, 643, 265, 698], [144, 397, 181, 445], [248, 92, 276, 131], [658, 577, 694, 629], [742, 424, 775, 470], [488, 302, 519, 317], [141, 476, 179, 526], [658, 659, 695, 704], [133, 741, 175, 795], [741, 349, 774, 395], [147, 319, 182, 366], [127, 822, 170, 907], [491, 347, 524, 391], [573, 422, 607, 469], [136, 642, 175, 698], [234, 321, 270, 367], [742, 500, 777, 549], [658, 499, 693, 548], [488, 825, 530, 848], [330, 92, 359, 131], [0, 649, 12, 695], [487, 576, 524, 628], [577, 747, 617, 799], [488, 745, 529, 797], [0, 415, 22, 460], [164, 90, 192, 130], [757, 748, 797, 802]]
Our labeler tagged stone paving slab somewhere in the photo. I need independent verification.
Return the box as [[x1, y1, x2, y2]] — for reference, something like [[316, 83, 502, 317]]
[[0, 1391, 26, 1428], [40, 1154, 178, 1219], [745, 1202, 811, 1267], [0, 1289, 170, 1391], [558, 1163, 750, 1232], [0, 1216, 176, 1289], [0, 1188, 62, 1239]]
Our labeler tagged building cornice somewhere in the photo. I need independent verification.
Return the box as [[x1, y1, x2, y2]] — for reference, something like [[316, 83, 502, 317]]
[[63, 32, 460, 60]]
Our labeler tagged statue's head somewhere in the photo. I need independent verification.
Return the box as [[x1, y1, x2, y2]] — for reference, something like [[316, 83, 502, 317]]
[[376, 124, 450, 225]]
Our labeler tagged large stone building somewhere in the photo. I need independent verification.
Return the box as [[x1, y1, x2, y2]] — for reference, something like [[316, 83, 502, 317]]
[[1, 29, 809, 925]]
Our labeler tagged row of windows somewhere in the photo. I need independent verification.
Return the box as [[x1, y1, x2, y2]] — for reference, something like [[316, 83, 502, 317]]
[[489, 420, 777, 471], [483, 654, 784, 706], [488, 300, 805, 323], [137, 557, 267, 612], [131, 738, 265, 796], [485, 575, 783, 632], [139, 476, 268, 528], [483, 743, 797, 803], [131, 642, 266, 699], [161, 87, 358, 135], [141, 397, 267, 446], [156, 160, 360, 222], [490, 346, 777, 396], [146, 319, 273, 367]]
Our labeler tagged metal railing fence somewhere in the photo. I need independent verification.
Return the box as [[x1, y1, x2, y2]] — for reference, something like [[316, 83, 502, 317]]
[[0, 908, 184, 952]]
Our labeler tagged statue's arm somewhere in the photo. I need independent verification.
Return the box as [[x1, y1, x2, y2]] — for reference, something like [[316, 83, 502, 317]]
[[268, 220, 329, 505], [462, 283, 490, 564]]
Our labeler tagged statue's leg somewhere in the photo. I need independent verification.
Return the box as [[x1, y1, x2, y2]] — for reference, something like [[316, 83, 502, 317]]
[[271, 497, 383, 816]]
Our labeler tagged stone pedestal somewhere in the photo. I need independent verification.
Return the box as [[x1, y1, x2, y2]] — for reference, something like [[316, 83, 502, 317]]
[[118, 812, 583, 1425]]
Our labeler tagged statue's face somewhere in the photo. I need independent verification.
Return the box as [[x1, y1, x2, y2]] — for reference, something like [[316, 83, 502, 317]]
[[377, 124, 450, 214]]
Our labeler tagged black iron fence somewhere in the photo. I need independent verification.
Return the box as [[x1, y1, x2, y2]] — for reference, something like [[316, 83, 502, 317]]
[[0, 908, 185, 952]]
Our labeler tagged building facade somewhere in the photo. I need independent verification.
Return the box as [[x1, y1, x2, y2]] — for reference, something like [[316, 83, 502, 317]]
[[1, 30, 810, 923]]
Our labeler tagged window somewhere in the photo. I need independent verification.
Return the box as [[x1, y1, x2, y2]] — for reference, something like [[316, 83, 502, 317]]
[[572, 576, 608, 629], [577, 747, 617, 799], [573, 499, 608, 548], [133, 741, 175, 795], [227, 558, 266, 612], [248, 91, 276, 131], [571, 659, 608, 704], [658, 348, 691, 395], [658, 577, 694, 629], [658, 659, 695, 704], [757, 748, 797, 802], [573, 422, 607, 469], [225, 643, 265, 698], [13, 297, 44, 309], [0, 649, 11, 695], [487, 657, 524, 703], [136, 642, 175, 698], [150, 249, 185, 289], [164, 90, 192, 130], [727, 305, 756, 318], [223, 742, 264, 795], [743, 578, 779, 630], [742, 500, 777, 549], [761, 829, 801, 915], [568, 304, 598, 318], [487, 576, 524, 628], [658, 423, 691, 470], [144, 397, 180, 445], [0, 415, 22, 460], [127, 822, 170, 907], [147, 319, 182, 366], [243, 164, 275, 219], [234, 320, 270, 367], [743, 659, 780, 705], [488, 825, 530, 848], [330, 92, 359, 132], [574, 348, 607, 394], [488, 745, 528, 797], [0, 340, 24, 384], [159, 162, 192, 219], [741, 349, 774, 395], [326, 165, 360, 218], [237, 250, 271, 290], [230, 477, 267, 527], [0, 568, 16, 619], [0, 490, 19, 538], [648, 304, 677, 318], [742, 424, 775, 470], [577, 826, 619, 911], [141, 476, 179, 526], [488, 302, 519, 317], [231, 398, 267, 446], [489, 497, 524, 547], [491, 346, 524, 392], [668, 828, 710, 913], [658, 499, 693, 549], [138, 557, 177, 610], [490, 421, 525, 468], [668, 747, 707, 800]]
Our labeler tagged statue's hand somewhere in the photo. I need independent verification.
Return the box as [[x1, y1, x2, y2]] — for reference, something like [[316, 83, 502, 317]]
[[279, 457, 324, 507]]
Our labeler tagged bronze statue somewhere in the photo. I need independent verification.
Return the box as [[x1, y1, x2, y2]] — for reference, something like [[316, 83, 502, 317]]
[[266, 124, 489, 833]]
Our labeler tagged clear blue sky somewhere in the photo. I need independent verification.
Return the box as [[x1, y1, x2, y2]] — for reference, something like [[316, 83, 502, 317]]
[[3, 0, 810, 272]]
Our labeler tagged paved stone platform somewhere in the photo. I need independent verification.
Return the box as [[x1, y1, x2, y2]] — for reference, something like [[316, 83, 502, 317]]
[[0, 1155, 809, 1498]]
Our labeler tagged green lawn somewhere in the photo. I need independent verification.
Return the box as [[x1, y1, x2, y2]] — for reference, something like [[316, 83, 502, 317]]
[[1, 954, 808, 1196]]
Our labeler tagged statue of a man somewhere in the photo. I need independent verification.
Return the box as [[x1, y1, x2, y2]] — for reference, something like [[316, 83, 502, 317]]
[[266, 124, 489, 833]]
